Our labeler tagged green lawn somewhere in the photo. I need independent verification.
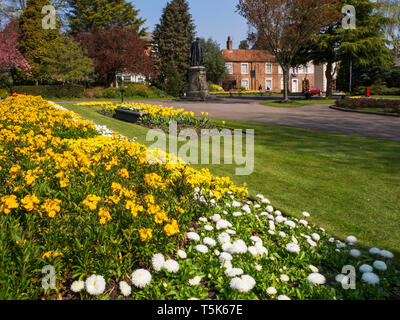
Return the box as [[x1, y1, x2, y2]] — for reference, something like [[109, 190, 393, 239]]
[[260, 99, 336, 108], [62, 103, 400, 265]]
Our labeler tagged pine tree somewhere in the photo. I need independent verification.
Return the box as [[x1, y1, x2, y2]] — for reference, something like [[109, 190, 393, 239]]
[[68, 0, 146, 35], [18, 0, 62, 82], [152, 0, 196, 96]]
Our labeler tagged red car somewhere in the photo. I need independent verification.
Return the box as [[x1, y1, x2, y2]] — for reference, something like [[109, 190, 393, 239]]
[[305, 86, 322, 98]]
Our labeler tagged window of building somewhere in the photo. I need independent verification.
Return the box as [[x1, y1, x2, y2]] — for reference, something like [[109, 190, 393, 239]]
[[241, 79, 249, 90], [278, 66, 283, 74], [225, 63, 233, 75], [241, 63, 249, 75], [266, 79, 273, 90], [123, 75, 132, 82], [280, 78, 284, 90], [265, 63, 272, 74], [303, 65, 309, 74]]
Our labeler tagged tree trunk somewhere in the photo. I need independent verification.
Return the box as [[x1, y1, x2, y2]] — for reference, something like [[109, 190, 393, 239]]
[[282, 67, 290, 102], [325, 62, 334, 98]]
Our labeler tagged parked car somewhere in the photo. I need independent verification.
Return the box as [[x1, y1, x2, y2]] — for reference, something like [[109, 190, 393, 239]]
[[304, 86, 322, 99]]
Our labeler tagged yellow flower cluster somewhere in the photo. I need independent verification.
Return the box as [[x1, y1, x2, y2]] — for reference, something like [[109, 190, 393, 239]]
[[42, 199, 62, 218], [82, 194, 101, 211]]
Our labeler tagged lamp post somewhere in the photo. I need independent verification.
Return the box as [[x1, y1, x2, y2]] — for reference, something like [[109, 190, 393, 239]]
[[120, 87, 126, 103]]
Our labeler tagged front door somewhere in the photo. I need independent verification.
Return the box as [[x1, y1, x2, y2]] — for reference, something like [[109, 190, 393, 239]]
[[292, 79, 298, 93]]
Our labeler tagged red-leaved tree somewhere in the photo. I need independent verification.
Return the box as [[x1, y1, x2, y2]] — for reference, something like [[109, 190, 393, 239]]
[[77, 26, 156, 86], [0, 22, 31, 73]]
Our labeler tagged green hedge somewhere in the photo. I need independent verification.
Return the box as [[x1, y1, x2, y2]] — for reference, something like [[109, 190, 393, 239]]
[[12, 85, 85, 98], [354, 85, 400, 96], [94, 84, 169, 99], [336, 98, 400, 113]]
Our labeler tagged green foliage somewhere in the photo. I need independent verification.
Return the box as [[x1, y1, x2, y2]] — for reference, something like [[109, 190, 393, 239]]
[[42, 38, 94, 83], [239, 40, 249, 50], [94, 84, 169, 99], [0, 88, 9, 99], [336, 97, 400, 113], [152, 0, 196, 96], [12, 85, 85, 98], [208, 83, 224, 92], [200, 38, 227, 84], [68, 0, 146, 35], [17, 0, 63, 81]]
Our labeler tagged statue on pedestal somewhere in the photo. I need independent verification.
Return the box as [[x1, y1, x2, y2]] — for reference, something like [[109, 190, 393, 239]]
[[190, 38, 204, 66], [186, 38, 209, 100]]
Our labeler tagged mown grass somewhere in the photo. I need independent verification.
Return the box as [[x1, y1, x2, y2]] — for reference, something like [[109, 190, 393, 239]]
[[260, 99, 336, 108], [62, 103, 400, 266]]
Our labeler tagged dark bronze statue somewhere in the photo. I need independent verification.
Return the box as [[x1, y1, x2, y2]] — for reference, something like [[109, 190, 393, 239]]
[[190, 38, 203, 66]]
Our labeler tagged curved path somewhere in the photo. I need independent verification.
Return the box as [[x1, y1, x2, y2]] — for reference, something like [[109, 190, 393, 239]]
[[59, 98, 400, 141]]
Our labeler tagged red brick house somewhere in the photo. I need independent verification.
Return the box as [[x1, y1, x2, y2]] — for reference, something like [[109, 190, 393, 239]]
[[221, 36, 326, 93]]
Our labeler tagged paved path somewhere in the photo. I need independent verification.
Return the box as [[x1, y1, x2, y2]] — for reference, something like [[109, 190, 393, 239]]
[[59, 98, 400, 141]]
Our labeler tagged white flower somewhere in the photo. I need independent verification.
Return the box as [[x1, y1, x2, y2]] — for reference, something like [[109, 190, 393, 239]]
[[284, 220, 296, 228], [280, 274, 290, 282], [225, 268, 244, 277], [307, 239, 317, 247], [242, 205, 251, 214], [362, 272, 379, 285], [379, 250, 394, 259], [369, 247, 381, 255], [278, 295, 291, 300], [188, 297, 199, 300], [250, 236, 262, 244], [71, 280, 85, 293], [254, 204, 261, 209], [337, 242, 346, 249], [275, 216, 284, 223], [309, 265, 319, 273], [230, 275, 256, 292], [329, 237, 335, 243], [232, 200, 241, 207], [260, 211, 268, 216], [211, 214, 222, 222], [131, 269, 152, 288], [189, 276, 203, 286], [216, 219, 232, 230], [302, 212, 310, 217], [196, 244, 209, 254], [227, 240, 247, 254], [221, 260, 233, 270], [152, 253, 165, 272], [214, 249, 220, 256], [266, 205, 274, 213], [226, 229, 236, 235], [268, 230, 275, 236], [311, 233, 320, 241], [279, 231, 287, 238], [233, 211, 242, 217], [335, 274, 349, 285], [199, 217, 208, 223], [307, 273, 326, 285], [373, 260, 387, 271], [119, 281, 132, 297], [204, 225, 214, 231], [359, 264, 373, 273], [255, 264, 263, 271], [291, 236, 298, 244], [219, 252, 233, 262], [349, 249, 361, 258], [346, 236, 357, 244], [285, 243, 300, 254], [256, 194, 264, 199], [262, 198, 270, 204], [266, 287, 277, 295], [85, 275, 106, 295], [164, 259, 179, 273], [222, 243, 232, 251], [177, 250, 187, 259], [248, 246, 259, 256], [187, 232, 200, 241], [203, 237, 217, 247], [275, 210, 282, 216], [218, 232, 231, 244], [298, 219, 308, 226]]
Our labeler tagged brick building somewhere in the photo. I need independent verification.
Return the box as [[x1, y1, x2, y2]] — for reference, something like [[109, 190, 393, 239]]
[[221, 36, 333, 93]]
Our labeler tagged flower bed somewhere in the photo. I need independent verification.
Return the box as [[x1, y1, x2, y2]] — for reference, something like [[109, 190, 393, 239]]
[[336, 98, 400, 114], [1, 95, 399, 300]]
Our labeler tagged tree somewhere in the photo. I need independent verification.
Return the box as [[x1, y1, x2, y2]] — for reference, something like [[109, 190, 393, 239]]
[[237, 0, 339, 102], [378, 0, 400, 56], [42, 37, 94, 83], [239, 40, 249, 50], [200, 38, 227, 84], [152, 0, 196, 96], [77, 26, 155, 86], [18, 0, 63, 82], [68, 0, 146, 35]]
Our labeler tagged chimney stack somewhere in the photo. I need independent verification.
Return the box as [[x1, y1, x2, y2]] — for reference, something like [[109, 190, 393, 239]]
[[227, 36, 233, 50]]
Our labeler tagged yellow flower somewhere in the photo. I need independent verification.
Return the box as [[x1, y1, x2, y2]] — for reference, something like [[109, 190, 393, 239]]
[[154, 210, 167, 224], [0, 195, 19, 214], [145, 173, 165, 189], [82, 194, 101, 211], [21, 195, 40, 212], [139, 228, 152, 242], [164, 219, 179, 236], [42, 199, 61, 218], [222, 121, 226, 125], [118, 168, 129, 179], [98, 207, 112, 224], [9, 165, 21, 179], [42, 251, 52, 259]]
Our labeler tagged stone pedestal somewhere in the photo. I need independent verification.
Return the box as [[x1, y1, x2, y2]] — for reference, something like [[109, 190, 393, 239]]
[[186, 66, 209, 100]]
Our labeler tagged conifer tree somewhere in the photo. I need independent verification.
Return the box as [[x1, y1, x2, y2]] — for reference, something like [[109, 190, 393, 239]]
[[152, 0, 196, 96], [67, 0, 146, 35]]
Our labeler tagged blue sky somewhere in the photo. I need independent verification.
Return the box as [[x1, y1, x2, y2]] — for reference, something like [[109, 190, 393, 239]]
[[132, 0, 249, 49]]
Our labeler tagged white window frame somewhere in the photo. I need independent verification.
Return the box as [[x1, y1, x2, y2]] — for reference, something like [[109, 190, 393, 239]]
[[226, 62, 233, 75], [265, 78, 273, 91], [265, 63, 272, 74], [241, 78, 249, 90], [303, 65, 309, 74], [292, 79, 299, 92], [280, 78, 284, 90], [241, 63, 249, 75], [278, 66, 283, 74]]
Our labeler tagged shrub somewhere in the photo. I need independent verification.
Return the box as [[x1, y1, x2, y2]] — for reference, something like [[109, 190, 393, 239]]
[[0, 88, 9, 99], [12, 85, 85, 98], [100, 87, 120, 99], [336, 98, 400, 113], [209, 83, 224, 92]]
